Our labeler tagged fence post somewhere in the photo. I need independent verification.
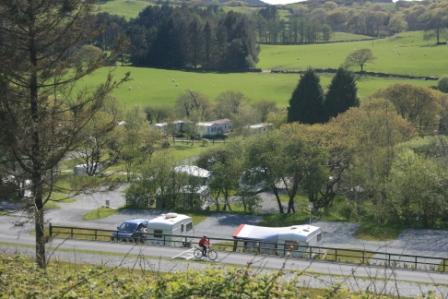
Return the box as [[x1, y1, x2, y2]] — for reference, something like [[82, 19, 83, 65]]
[[415, 256, 418, 270], [70, 227, 74, 239], [49, 223, 52, 239], [163, 234, 166, 246], [94, 229, 98, 241], [257, 242, 261, 254], [335, 249, 338, 262], [388, 254, 391, 267], [362, 251, 365, 264], [443, 259, 446, 273], [283, 243, 286, 256], [309, 246, 312, 259]]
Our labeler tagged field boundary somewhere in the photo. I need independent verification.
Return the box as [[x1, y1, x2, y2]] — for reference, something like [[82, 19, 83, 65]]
[[49, 223, 448, 273], [258, 37, 378, 46], [269, 68, 439, 81]]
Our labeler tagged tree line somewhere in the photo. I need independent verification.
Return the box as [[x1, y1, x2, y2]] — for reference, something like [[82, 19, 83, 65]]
[[95, 5, 259, 70], [253, 0, 448, 44]]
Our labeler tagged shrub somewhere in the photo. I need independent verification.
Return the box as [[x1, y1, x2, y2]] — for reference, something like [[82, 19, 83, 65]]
[[125, 183, 150, 208], [438, 76, 448, 93]]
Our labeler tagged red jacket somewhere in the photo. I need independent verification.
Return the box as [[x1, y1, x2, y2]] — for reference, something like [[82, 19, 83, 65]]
[[199, 238, 210, 247]]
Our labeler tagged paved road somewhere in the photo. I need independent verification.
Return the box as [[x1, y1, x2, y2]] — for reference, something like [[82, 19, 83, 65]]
[[3, 187, 448, 257], [0, 233, 447, 298]]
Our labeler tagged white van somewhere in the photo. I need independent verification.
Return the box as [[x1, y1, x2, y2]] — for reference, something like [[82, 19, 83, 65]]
[[146, 213, 193, 247]]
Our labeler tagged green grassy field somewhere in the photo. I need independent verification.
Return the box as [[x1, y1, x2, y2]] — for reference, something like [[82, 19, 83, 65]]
[[96, 0, 151, 19], [259, 31, 448, 77], [81, 66, 433, 108]]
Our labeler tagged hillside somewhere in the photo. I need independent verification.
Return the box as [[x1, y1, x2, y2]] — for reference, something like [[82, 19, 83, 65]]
[[259, 31, 448, 77]]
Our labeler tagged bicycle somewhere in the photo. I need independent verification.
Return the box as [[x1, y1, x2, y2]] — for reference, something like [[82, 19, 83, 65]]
[[193, 246, 218, 261]]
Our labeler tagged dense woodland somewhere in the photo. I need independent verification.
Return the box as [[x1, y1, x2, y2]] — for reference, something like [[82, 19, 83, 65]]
[[95, 6, 259, 70]]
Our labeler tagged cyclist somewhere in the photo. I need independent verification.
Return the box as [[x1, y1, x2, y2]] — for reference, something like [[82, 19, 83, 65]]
[[199, 235, 210, 257]]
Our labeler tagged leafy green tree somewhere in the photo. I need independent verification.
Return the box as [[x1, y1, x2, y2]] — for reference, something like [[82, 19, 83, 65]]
[[0, 0, 126, 268], [344, 48, 375, 72], [287, 69, 326, 124], [325, 68, 359, 119], [387, 150, 448, 227], [198, 142, 244, 211], [115, 107, 161, 182], [175, 90, 212, 121], [373, 84, 442, 135], [332, 99, 416, 224]]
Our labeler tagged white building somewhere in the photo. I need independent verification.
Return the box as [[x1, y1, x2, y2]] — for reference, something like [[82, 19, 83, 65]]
[[232, 224, 322, 257], [174, 165, 210, 179], [247, 123, 272, 134], [73, 164, 102, 176], [154, 122, 168, 134], [146, 213, 193, 246], [196, 119, 232, 137]]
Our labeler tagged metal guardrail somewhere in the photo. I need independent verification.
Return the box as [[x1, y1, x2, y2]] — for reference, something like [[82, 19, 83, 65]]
[[48, 223, 448, 273]]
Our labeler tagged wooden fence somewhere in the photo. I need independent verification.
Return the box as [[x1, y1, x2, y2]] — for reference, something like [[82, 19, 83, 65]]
[[48, 223, 448, 273]]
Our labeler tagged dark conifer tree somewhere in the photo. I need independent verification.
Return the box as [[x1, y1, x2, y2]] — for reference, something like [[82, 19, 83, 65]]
[[325, 67, 359, 119], [287, 69, 326, 124]]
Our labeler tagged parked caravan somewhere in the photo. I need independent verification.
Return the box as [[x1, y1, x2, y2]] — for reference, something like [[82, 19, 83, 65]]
[[146, 213, 193, 247], [232, 224, 322, 257]]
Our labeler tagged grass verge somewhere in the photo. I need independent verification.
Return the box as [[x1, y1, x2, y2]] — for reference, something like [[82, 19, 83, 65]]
[[83, 207, 118, 221], [317, 249, 375, 264]]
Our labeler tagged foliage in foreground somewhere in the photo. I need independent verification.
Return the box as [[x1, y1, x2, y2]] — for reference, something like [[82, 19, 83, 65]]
[[0, 255, 405, 299]]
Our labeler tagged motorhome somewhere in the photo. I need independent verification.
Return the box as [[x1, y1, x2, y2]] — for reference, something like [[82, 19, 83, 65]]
[[146, 213, 193, 247], [232, 224, 322, 257]]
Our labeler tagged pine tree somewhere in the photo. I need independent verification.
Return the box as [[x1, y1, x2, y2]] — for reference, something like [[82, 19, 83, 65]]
[[325, 68, 359, 119], [287, 69, 326, 124]]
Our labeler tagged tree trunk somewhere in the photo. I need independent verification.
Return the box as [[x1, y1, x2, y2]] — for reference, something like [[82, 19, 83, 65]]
[[272, 186, 284, 214], [287, 197, 296, 214], [223, 189, 232, 211], [30, 26, 46, 268], [34, 180, 46, 269]]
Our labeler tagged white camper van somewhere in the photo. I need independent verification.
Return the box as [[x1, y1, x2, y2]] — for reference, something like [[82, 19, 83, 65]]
[[232, 224, 322, 257], [146, 213, 193, 247]]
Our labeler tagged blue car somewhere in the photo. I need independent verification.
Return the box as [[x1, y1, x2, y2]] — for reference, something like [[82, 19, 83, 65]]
[[111, 219, 149, 243]]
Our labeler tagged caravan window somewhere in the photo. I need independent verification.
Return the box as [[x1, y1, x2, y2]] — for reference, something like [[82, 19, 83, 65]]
[[153, 230, 163, 238], [186, 222, 193, 232], [317, 233, 322, 242]]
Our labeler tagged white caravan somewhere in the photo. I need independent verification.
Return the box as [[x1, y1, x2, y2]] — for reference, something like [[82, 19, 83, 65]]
[[232, 224, 322, 257], [146, 213, 193, 247]]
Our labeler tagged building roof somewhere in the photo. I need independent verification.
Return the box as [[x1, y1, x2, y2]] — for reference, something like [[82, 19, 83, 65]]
[[233, 224, 321, 242], [173, 120, 191, 124], [174, 165, 210, 178], [249, 123, 272, 129], [148, 213, 192, 229], [178, 185, 209, 194], [197, 119, 231, 127]]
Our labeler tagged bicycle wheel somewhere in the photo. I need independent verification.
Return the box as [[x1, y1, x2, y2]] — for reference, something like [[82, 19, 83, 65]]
[[208, 249, 218, 261], [193, 248, 203, 259]]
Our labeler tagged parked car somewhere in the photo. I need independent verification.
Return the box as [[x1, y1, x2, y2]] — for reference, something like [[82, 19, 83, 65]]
[[111, 219, 149, 243]]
